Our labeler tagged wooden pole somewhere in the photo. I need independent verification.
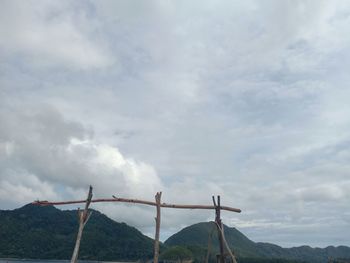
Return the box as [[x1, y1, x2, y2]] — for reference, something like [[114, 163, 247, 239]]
[[213, 196, 225, 263], [71, 186, 93, 263], [33, 198, 241, 213], [205, 225, 215, 263], [154, 192, 162, 263]]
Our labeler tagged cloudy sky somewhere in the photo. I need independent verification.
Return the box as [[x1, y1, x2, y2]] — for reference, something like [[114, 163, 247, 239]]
[[1, 0, 350, 248]]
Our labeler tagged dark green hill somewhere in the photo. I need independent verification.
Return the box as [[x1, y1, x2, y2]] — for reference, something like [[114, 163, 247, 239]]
[[164, 222, 350, 263], [0, 204, 154, 261], [165, 222, 259, 257], [1, 205, 350, 263]]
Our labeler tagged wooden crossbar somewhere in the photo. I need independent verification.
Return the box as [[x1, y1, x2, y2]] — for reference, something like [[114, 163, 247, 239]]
[[32, 197, 241, 213]]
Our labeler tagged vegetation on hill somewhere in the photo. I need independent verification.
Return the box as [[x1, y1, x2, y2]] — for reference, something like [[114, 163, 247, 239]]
[[160, 246, 193, 262], [1, 205, 349, 263], [165, 222, 350, 263], [0, 204, 154, 261]]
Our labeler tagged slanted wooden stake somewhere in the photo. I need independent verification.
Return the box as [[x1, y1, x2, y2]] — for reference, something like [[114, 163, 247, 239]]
[[71, 186, 93, 263], [154, 192, 162, 263], [213, 195, 225, 263], [205, 225, 215, 263]]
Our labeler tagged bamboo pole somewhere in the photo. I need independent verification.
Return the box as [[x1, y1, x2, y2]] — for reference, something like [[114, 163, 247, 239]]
[[153, 192, 162, 263], [71, 186, 93, 263], [33, 198, 241, 213]]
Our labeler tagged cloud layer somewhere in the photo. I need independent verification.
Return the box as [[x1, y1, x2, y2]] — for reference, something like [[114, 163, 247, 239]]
[[1, 0, 350, 247]]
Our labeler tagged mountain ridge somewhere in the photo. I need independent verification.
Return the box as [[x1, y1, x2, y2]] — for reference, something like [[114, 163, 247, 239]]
[[1, 204, 349, 263], [0, 204, 154, 260], [164, 222, 350, 263]]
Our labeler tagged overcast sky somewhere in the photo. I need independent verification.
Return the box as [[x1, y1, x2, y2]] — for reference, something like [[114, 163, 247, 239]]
[[1, 0, 350, 248]]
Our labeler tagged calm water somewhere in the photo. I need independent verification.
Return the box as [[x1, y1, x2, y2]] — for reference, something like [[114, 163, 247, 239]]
[[0, 261, 71, 263], [0, 261, 132, 263]]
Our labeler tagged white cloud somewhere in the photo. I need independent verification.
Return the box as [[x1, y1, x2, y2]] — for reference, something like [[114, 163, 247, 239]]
[[0, 104, 163, 209], [0, 172, 59, 208], [0, 0, 114, 70]]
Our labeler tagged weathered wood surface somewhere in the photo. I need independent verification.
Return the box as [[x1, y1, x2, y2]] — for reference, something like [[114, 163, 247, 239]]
[[71, 186, 93, 263], [33, 197, 241, 213], [213, 196, 225, 263], [153, 192, 162, 263], [214, 220, 238, 263]]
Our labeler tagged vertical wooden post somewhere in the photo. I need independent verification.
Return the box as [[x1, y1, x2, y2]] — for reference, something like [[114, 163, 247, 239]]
[[154, 192, 162, 263], [213, 195, 225, 263], [205, 226, 215, 263], [71, 186, 93, 263]]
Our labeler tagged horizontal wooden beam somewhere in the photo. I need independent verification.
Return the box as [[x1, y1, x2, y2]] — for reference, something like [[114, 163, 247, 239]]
[[161, 203, 241, 213], [32, 197, 241, 213]]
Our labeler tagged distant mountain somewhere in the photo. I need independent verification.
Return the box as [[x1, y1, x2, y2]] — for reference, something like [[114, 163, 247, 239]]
[[0, 204, 154, 261], [165, 222, 350, 263], [1, 205, 349, 263], [165, 221, 259, 258]]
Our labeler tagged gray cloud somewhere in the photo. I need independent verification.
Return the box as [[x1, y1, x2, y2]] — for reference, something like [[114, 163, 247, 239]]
[[0, 102, 163, 207], [1, 0, 350, 247], [0, 0, 114, 70]]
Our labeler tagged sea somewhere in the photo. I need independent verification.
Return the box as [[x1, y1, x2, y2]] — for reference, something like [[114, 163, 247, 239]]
[[0, 260, 133, 263]]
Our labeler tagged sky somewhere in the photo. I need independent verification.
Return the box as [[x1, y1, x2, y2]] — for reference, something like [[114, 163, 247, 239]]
[[0, 0, 350, 248]]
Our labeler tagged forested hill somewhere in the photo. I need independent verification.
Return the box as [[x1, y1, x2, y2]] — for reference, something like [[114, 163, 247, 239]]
[[1, 205, 350, 263], [165, 222, 350, 263], [0, 204, 154, 261]]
